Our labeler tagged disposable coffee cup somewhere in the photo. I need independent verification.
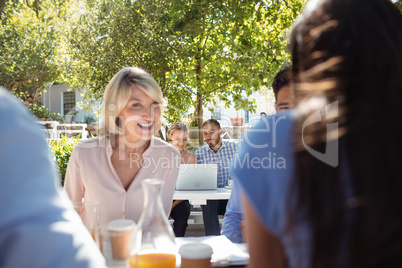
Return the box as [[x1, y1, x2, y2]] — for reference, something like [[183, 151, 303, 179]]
[[107, 219, 135, 260], [179, 243, 213, 268]]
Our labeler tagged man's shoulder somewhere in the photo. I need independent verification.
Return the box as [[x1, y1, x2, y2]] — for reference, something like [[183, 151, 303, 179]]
[[222, 140, 238, 150], [194, 144, 209, 155], [244, 111, 294, 143], [223, 140, 238, 146]]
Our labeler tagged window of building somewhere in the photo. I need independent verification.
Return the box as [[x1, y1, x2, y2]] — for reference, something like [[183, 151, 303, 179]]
[[245, 108, 249, 123], [212, 107, 221, 120], [63, 91, 75, 115]]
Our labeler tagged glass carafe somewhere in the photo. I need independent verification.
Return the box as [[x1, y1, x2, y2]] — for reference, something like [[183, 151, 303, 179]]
[[129, 179, 176, 268]]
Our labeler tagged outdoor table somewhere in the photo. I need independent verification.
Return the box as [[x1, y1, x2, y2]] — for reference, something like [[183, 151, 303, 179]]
[[104, 235, 248, 268], [173, 187, 232, 206]]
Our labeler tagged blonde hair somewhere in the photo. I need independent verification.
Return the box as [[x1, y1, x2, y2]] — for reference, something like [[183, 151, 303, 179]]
[[99, 67, 164, 137], [168, 122, 188, 140]]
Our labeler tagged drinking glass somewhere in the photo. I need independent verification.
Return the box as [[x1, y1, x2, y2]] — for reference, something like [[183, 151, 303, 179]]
[[129, 179, 176, 268], [74, 201, 100, 245]]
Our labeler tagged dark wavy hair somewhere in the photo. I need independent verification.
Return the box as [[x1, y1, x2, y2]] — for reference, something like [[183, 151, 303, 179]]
[[288, 0, 402, 267]]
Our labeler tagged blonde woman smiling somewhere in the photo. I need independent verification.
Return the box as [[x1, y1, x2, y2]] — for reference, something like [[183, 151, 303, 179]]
[[64, 67, 180, 226]]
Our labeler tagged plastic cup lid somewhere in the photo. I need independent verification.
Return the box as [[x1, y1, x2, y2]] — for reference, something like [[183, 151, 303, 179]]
[[107, 219, 135, 231], [179, 243, 213, 259]]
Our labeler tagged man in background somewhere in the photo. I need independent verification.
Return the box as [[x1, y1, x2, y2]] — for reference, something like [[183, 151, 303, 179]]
[[221, 66, 294, 243], [195, 119, 238, 236], [273, 66, 294, 111]]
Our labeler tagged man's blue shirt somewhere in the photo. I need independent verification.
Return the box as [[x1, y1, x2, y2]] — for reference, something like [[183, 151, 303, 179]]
[[221, 178, 244, 243], [194, 141, 238, 188]]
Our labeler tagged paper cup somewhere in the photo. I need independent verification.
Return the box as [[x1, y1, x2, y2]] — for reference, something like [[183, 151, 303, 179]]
[[179, 243, 213, 268], [107, 219, 135, 260]]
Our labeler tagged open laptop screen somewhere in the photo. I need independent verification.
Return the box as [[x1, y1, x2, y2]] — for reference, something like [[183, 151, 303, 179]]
[[175, 164, 218, 191]]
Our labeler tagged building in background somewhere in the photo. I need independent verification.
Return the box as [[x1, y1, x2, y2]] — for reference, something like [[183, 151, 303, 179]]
[[43, 84, 276, 131], [42, 84, 99, 123], [203, 86, 276, 128]]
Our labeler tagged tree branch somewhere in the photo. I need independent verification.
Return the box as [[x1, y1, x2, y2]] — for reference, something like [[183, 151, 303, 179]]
[[33, 85, 44, 102], [199, 49, 230, 70], [177, 77, 195, 95], [209, 81, 232, 94], [283, 0, 291, 9], [25, 0, 33, 10], [25, 0, 41, 18], [161, 62, 166, 91], [10, 79, 32, 91], [166, 41, 182, 54], [200, 57, 215, 70], [0, 0, 6, 20]]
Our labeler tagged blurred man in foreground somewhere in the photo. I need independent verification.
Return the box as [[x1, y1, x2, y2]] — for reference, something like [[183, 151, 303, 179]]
[[221, 66, 294, 243], [0, 87, 106, 268]]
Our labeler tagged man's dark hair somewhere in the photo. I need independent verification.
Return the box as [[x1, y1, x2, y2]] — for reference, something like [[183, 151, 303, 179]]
[[272, 66, 291, 103], [202, 119, 221, 130]]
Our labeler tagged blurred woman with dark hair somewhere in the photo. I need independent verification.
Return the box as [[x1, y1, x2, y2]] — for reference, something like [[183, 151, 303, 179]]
[[234, 0, 402, 267]]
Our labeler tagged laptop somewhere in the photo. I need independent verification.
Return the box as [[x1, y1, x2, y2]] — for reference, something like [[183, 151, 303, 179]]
[[176, 164, 218, 191]]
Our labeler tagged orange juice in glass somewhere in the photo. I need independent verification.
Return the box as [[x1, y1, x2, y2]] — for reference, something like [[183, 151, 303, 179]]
[[134, 180, 177, 267], [129, 253, 176, 268], [90, 230, 96, 240]]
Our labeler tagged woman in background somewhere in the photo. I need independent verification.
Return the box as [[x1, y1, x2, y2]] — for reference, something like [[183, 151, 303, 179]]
[[235, 0, 402, 267], [64, 67, 180, 227], [168, 122, 196, 237]]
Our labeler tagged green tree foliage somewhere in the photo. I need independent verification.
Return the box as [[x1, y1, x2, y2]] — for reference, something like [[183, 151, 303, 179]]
[[48, 135, 80, 185], [395, 0, 402, 10], [160, 0, 305, 144], [64, 0, 305, 145], [62, 0, 180, 109], [29, 102, 62, 120], [0, 0, 74, 103]]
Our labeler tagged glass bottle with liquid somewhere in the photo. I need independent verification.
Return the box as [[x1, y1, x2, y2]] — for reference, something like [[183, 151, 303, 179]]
[[129, 179, 176, 268]]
